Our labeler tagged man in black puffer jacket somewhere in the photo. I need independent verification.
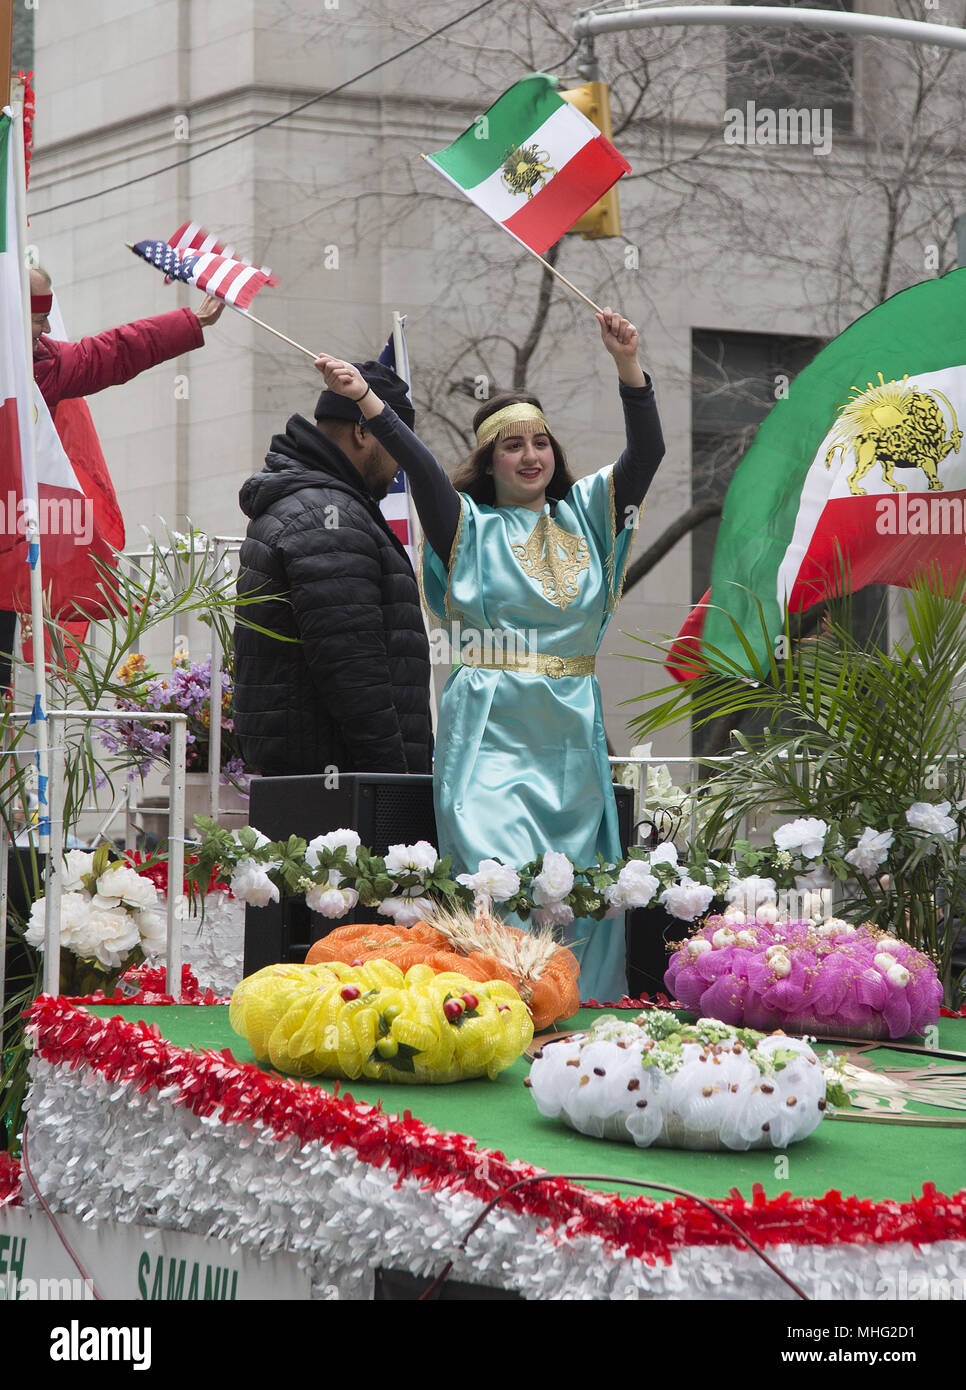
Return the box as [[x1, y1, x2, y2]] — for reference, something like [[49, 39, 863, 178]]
[[233, 362, 433, 776]]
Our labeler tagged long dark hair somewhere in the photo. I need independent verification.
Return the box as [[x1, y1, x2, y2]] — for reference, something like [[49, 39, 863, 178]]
[[450, 392, 576, 505]]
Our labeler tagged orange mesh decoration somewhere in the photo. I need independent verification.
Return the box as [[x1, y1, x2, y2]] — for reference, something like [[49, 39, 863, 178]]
[[306, 919, 580, 1031]]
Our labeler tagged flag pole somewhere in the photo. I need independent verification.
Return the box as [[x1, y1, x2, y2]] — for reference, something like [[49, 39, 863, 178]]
[[230, 305, 319, 361], [1, 2, 13, 108], [124, 243, 320, 361], [418, 153, 604, 315], [392, 309, 438, 734], [9, 83, 51, 854]]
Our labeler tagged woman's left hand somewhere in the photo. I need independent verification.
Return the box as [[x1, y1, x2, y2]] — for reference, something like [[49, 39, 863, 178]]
[[596, 308, 647, 386]]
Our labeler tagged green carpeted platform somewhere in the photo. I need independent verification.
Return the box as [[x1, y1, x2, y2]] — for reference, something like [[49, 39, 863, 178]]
[[85, 1004, 966, 1203]]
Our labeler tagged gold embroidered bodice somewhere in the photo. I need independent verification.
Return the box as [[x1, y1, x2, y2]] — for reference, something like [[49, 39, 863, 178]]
[[511, 510, 590, 611]]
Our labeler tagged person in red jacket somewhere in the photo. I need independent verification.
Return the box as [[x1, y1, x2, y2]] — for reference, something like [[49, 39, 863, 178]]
[[30, 265, 224, 409], [0, 268, 226, 688]]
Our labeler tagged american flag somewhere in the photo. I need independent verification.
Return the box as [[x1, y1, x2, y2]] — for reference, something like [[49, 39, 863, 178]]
[[168, 221, 275, 278], [378, 317, 416, 571], [131, 235, 278, 310]]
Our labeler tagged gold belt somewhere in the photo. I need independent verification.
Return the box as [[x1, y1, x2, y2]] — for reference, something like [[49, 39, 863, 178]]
[[460, 652, 596, 679]]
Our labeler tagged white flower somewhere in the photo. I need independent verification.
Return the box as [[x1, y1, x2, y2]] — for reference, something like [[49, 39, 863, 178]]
[[816, 918, 852, 937], [532, 850, 574, 906], [906, 801, 957, 841], [306, 884, 359, 918], [305, 829, 361, 867], [95, 864, 158, 912], [845, 827, 894, 878], [384, 841, 438, 875], [25, 891, 92, 952], [456, 859, 520, 902], [378, 895, 435, 927], [61, 850, 95, 893], [874, 952, 898, 974], [726, 874, 777, 911], [605, 860, 659, 911], [769, 951, 792, 979], [755, 903, 780, 925], [72, 903, 141, 969], [887, 963, 910, 987], [230, 858, 280, 907], [532, 900, 575, 929], [136, 909, 167, 957], [711, 927, 736, 948], [648, 842, 679, 869], [735, 929, 758, 947], [687, 937, 712, 956], [660, 878, 715, 922], [773, 817, 828, 859]]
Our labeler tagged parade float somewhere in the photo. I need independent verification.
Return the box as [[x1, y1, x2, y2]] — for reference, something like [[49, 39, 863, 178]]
[[6, 588, 966, 1299], [5, 812, 965, 1300]]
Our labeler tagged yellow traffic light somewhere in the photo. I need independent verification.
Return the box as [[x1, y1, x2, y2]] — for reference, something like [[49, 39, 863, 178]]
[[561, 81, 622, 240]]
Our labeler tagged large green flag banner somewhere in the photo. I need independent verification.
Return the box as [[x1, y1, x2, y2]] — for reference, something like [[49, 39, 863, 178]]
[[671, 269, 966, 679]]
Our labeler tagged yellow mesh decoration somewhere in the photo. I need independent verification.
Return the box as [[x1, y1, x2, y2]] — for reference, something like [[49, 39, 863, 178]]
[[230, 960, 535, 1083]]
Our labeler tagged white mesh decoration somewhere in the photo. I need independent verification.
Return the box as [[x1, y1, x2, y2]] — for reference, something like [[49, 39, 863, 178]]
[[528, 1012, 828, 1151]]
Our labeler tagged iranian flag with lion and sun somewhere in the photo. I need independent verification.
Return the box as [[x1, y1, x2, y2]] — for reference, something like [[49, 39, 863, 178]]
[[426, 73, 630, 255], [671, 269, 966, 680]]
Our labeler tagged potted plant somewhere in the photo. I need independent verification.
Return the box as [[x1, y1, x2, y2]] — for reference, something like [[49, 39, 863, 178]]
[[626, 572, 966, 1006]]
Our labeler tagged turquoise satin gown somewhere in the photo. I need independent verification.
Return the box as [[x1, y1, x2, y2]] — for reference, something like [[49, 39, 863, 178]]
[[422, 465, 639, 1003]]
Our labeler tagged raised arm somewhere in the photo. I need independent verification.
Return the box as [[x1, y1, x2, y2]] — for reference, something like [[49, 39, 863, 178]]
[[314, 354, 461, 559], [596, 309, 666, 515]]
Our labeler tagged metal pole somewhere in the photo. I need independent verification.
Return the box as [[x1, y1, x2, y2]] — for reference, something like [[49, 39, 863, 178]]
[[166, 717, 186, 1001], [0, 793, 8, 1053], [207, 540, 224, 822], [42, 736, 65, 997], [8, 87, 51, 856], [574, 5, 966, 54]]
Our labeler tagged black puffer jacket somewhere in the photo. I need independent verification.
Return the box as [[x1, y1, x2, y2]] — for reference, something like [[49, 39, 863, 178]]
[[233, 415, 433, 776]]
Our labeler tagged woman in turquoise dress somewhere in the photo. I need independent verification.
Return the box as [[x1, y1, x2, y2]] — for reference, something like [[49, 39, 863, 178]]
[[315, 311, 664, 1001]]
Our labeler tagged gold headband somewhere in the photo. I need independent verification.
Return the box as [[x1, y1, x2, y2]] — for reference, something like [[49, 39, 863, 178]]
[[475, 403, 551, 450]]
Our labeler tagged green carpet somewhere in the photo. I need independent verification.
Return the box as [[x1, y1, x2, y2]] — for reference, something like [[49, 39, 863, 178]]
[[84, 1004, 966, 1204]]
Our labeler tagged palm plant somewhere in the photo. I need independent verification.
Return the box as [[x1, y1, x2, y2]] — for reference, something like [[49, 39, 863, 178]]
[[626, 571, 966, 1000]]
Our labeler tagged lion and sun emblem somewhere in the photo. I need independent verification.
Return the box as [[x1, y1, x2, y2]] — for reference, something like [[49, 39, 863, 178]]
[[500, 144, 557, 200], [824, 373, 963, 494]]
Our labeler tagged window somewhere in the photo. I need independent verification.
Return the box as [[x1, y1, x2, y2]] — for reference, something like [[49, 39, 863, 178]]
[[727, 0, 855, 134]]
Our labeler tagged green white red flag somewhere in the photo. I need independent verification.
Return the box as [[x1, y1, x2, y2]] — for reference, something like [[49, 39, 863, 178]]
[[670, 270, 966, 680], [425, 73, 630, 255], [0, 111, 101, 614]]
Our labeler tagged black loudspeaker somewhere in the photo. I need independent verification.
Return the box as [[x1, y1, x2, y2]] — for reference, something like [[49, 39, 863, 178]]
[[625, 905, 681, 1000], [243, 774, 637, 974], [243, 774, 436, 974]]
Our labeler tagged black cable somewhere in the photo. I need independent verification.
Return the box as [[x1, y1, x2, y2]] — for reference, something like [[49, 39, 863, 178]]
[[31, 0, 506, 218], [418, 1171, 810, 1301]]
